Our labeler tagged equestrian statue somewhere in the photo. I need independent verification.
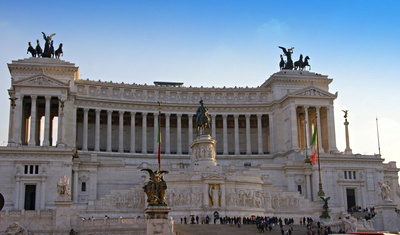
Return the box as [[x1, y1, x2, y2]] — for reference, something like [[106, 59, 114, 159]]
[[196, 100, 211, 136]]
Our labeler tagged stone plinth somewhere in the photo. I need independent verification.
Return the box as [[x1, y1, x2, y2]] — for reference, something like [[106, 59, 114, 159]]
[[189, 134, 221, 173], [145, 205, 174, 235], [55, 199, 73, 232], [373, 201, 398, 232]]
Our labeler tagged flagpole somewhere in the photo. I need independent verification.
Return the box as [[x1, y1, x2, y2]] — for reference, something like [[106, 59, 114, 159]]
[[303, 119, 311, 164], [316, 114, 325, 197], [158, 101, 162, 172], [376, 117, 381, 156]]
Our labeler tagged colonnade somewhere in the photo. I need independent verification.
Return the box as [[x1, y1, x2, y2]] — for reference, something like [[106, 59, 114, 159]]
[[77, 108, 272, 155], [8, 95, 64, 147]]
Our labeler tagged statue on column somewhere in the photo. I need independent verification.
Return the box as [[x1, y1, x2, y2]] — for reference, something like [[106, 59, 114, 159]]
[[196, 100, 211, 135], [141, 169, 169, 205]]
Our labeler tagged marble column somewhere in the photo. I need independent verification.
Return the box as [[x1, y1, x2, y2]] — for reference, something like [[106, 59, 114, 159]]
[[290, 103, 299, 149], [43, 96, 51, 146], [188, 114, 193, 145], [257, 114, 263, 154], [119, 111, 124, 153], [73, 167, 79, 203], [154, 112, 159, 154], [130, 112, 136, 153], [245, 114, 251, 155], [315, 106, 324, 153], [220, 184, 226, 207], [211, 114, 216, 139], [165, 113, 170, 154], [177, 114, 182, 154], [8, 98, 16, 146], [106, 110, 112, 152], [305, 173, 312, 201], [234, 114, 239, 155], [94, 109, 101, 151], [222, 115, 228, 155], [304, 106, 310, 147], [14, 94, 23, 146], [327, 104, 338, 153], [269, 113, 275, 153], [82, 108, 89, 151], [15, 178, 20, 209], [40, 178, 46, 209], [142, 112, 148, 153], [57, 98, 65, 147], [203, 184, 209, 207], [28, 95, 37, 146]]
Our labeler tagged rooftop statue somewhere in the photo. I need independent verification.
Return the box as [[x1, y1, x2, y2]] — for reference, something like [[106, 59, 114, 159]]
[[196, 100, 211, 135], [279, 46, 294, 70], [279, 46, 311, 71], [141, 169, 168, 206], [42, 32, 56, 58]]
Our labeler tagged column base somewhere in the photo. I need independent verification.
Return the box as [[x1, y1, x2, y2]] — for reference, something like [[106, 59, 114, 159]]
[[144, 206, 174, 235]]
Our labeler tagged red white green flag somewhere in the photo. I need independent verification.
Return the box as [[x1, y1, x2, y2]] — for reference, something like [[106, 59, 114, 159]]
[[310, 125, 317, 165]]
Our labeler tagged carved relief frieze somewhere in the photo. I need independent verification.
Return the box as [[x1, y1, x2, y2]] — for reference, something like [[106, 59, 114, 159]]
[[225, 188, 264, 209], [165, 187, 202, 208]]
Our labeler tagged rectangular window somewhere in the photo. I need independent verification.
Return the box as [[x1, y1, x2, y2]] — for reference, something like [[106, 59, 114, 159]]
[[24, 185, 36, 210], [81, 182, 86, 192], [29, 165, 34, 174], [35, 165, 39, 174], [24, 165, 28, 174], [344, 171, 347, 179], [353, 171, 356, 179], [348, 171, 352, 179]]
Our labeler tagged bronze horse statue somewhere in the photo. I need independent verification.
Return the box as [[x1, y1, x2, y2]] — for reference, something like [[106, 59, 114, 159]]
[[196, 100, 211, 135], [294, 55, 311, 71]]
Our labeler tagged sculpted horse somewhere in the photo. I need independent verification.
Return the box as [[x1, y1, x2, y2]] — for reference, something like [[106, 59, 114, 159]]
[[294, 54, 303, 70], [301, 56, 311, 70]]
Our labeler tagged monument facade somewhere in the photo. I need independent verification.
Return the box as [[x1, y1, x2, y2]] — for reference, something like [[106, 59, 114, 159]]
[[0, 56, 399, 232]]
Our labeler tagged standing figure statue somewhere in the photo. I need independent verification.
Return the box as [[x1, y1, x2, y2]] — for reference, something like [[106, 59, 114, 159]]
[[279, 46, 294, 70], [209, 184, 220, 207], [378, 181, 391, 201], [41, 32, 56, 58], [196, 100, 211, 135]]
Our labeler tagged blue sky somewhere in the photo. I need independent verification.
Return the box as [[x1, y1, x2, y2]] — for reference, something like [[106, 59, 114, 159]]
[[1, 1, 399, 163]]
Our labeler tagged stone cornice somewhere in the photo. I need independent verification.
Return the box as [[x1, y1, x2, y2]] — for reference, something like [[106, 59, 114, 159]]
[[12, 73, 70, 88], [261, 70, 332, 88]]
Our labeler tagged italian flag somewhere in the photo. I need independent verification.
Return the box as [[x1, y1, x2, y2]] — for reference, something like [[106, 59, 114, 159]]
[[310, 125, 317, 165]]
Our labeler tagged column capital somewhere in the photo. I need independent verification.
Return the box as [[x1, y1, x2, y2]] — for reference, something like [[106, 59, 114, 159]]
[[188, 114, 193, 118], [315, 106, 321, 111], [303, 105, 309, 110], [83, 108, 90, 113], [245, 114, 251, 118], [130, 111, 136, 116], [31, 95, 37, 100], [176, 113, 182, 118], [233, 114, 239, 118], [257, 114, 262, 118], [45, 96, 52, 100], [95, 109, 101, 114], [119, 110, 124, 115], [165, 113, 170, 117], [210, 114, 216, 118], [153, 112, 159, 116], [222, 114, 228, 118], [142, 112, 148, 117], [107, 110, 113, 115]]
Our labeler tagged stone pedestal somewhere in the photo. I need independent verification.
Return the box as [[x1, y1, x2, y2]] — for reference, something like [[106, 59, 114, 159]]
[[374, 202, 398, 232], [55, 199, 73, 232], [189, 134, 221, 173], [145, 205, 174, 235]]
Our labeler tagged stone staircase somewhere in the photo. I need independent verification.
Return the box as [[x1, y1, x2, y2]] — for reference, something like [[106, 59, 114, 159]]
[[174, 224, 309, 235]]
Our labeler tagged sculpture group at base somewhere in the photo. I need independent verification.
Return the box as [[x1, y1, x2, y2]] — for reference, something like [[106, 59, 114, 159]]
[[27, 32, 63, 58], [378, 181, 391, 201], [57, 175, 71, 200]]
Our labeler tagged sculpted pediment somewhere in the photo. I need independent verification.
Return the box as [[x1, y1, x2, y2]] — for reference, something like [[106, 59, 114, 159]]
[[13, 74, 70, 88], [290, 86, 337, 99]]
